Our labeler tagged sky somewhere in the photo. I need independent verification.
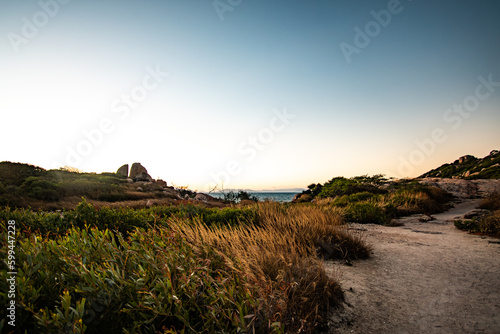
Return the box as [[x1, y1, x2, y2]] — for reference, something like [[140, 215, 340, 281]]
[[1, 0, 499, 192]]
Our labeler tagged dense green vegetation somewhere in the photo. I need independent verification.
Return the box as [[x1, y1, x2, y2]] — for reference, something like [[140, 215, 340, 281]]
[[420, 150, 500, 179], [317, 175, 387, 198], [0, 201, 368, 333], [0, 200, 259, 237], [297, 176, 452, 225]]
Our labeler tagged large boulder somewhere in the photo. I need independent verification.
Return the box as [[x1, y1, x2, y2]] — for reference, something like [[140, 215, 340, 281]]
[[134, 172, 153, 183], [130, 163, 153, 182], [458, 155, 475, 164], [116, 164, 129, 177]]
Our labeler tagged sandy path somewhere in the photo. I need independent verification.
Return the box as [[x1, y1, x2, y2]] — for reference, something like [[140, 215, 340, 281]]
[[327, 199, 500, 334]]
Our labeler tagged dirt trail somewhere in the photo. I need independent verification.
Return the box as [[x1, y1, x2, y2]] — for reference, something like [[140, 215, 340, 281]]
[[327, 199, 500, 334]]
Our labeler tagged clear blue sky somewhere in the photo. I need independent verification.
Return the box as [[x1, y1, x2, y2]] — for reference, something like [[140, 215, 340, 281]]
[[1, 0, 499, 191]]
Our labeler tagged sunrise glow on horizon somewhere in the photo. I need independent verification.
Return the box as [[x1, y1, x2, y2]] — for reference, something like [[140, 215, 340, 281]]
[[1, 0, 499, 192]]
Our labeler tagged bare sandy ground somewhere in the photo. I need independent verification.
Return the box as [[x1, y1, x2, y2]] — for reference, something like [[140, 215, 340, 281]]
[[327, 199, 500, 334]]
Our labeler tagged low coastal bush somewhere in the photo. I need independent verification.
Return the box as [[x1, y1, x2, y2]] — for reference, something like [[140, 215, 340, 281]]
[[345, 202, 388, 225], [0, 225, 259, 333], [455, 194, 500, 236], [0, 201, 369, 333], [454, 216, 500, 236], [0, 200, 260, 237], [318, 175, 387, 199], [480, 213, 500, 236], [298, 176, 452, 225], [316, 180, 450, 225]]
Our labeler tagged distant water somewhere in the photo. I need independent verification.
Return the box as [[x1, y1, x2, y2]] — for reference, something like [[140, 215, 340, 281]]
[[209, 192, 298, 203]]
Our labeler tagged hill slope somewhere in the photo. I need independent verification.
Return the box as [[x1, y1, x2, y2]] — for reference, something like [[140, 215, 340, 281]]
[[420, 150, 500, 179], [0, 162, 222, 210]]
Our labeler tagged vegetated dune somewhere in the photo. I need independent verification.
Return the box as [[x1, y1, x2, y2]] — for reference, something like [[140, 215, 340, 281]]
[[328, 188, 500, 333]]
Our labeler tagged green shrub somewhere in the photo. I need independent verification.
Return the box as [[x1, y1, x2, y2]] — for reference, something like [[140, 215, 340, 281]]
[[455, 211, 500, 236], [345, 202, 388, 224], [318, 176, 387, 199], [480, 213, 500, 236], [0, 200, 261, 238], [386, 183, 451, 216], [0, 226, 260, 333], [307, 183, 323, 197], [454, 219, 476, 231], [62, 200, 155, 234], [96, 193, 147, 202], [332, 192, 377, 207], [21, 178, 60, 201], [200, 207, 258, 227]]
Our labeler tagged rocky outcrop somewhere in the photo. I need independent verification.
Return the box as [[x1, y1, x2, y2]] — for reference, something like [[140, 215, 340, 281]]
[[194, 193, 217, 202], [163, 187, 183, 200], [155, 179, 167, 188], [419, 178, 500, 199], [420, 150, 500, 179], [129, 163, 153, 182], [134, 172, 153, 182], [458, 155, 475, 164], [116, 164, 129, 177]]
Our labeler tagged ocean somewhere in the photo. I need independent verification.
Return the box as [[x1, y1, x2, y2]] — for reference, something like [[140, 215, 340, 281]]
[[209, 192, 298, 203]]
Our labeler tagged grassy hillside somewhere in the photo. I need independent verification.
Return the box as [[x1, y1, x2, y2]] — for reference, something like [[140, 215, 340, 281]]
[[0, 162, 192, 210], [420, 150, 500, 179]]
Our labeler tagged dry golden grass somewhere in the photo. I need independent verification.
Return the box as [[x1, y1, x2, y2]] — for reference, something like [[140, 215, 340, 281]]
[[171, 202, 369, 332], [380, 190, 445, 215], [478, 194, 500, 236]]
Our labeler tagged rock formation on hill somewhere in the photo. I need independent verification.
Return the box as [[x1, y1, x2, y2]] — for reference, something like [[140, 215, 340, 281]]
[[129, 163, 153, 182], [420, 150, 500, 179], [116, 164, 129, 177]]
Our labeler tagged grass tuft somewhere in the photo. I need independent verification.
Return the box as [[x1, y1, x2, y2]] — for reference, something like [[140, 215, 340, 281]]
[[172, 202, 367, 332]]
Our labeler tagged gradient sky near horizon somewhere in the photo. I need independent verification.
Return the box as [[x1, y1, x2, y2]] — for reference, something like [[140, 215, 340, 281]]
[[1, 0, 499, 191]]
